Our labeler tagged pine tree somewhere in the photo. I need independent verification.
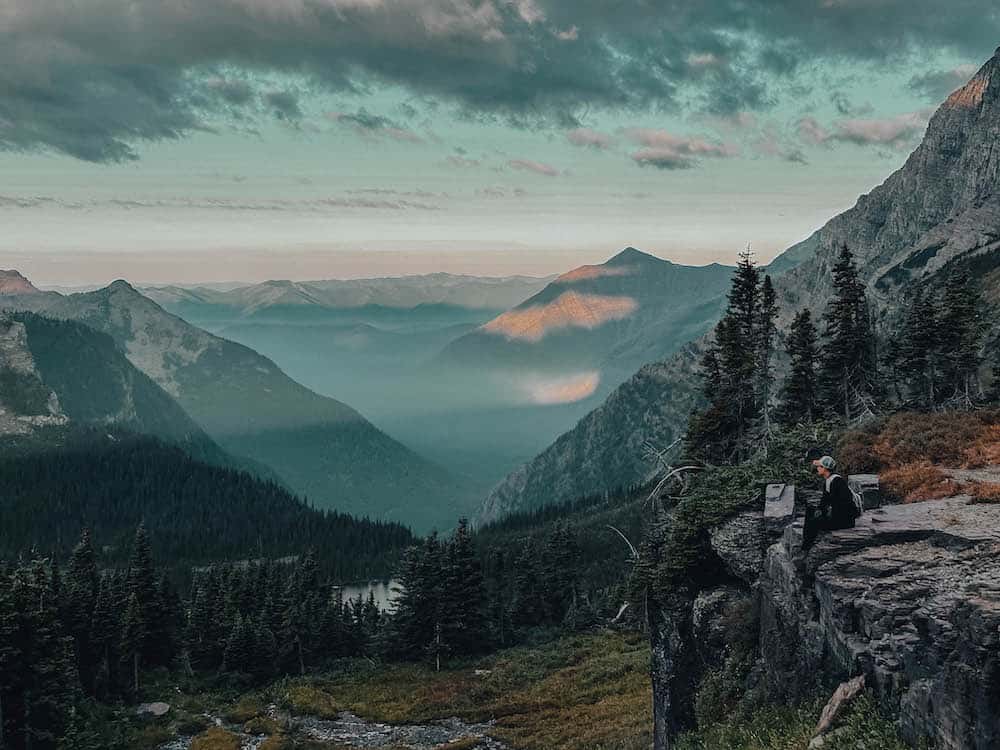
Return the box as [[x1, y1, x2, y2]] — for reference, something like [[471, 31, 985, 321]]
[[65, 531, 99, 688], [89, 577, 118, 699], [817, 245, 877, 420], [899, 286, 942, 408], [755, 274, 779, 434], [0, 566, 20, 750], [120, 593, 145, 695], [779, 309, 819, 423], [222, 615, 255, 675], [987, 356, 1000, 403], [509, 540, 546, 628], [688, 249, 765, 460], [126, 524, 165, 670], [938, 270, 983, 403], [439, 519, 488, 656], [383, 534, 444, 660]]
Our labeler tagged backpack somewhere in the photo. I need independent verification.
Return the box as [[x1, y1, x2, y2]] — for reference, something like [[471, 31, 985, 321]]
[[832, 474, 864, 519], [848, 483, 864, 519]]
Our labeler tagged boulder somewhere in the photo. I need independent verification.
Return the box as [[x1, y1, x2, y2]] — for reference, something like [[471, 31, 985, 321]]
[[708, 511, 770, 584], [136, 702, 170, 718]]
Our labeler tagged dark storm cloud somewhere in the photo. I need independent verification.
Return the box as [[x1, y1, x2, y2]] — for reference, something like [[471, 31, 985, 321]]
[[1, 0, 997, 162]]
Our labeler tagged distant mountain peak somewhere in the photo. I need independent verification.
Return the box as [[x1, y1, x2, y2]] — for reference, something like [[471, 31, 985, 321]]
[[107, 279, 139, 294], [606, 247, 664, 266], [0, 270, 41, 295]]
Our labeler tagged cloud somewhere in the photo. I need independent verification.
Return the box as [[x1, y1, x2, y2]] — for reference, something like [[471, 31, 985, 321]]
[[565, 128, 613, 149], [508, 158, 562, 176], [264, 90, 303, 123], [476, 185, 528, 198], [798, 110, 931, 149], [626, 128, 739, 169], [830, 91, 873, 117], [328, 109, 424, 142], [445, 155, 482, 168], [908, 64, 980, 101], [0, 193, 441, 212], [0, 0, 997, 161], [751, 128, 808, 164]]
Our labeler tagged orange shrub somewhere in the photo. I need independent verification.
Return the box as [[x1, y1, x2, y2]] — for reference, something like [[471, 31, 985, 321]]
[[962, 423, 1000, 468], [967, 481, 1000, 504], [879, 462, 961, 503], [836, 423, 883, 474], [873, 412, 984, 468]]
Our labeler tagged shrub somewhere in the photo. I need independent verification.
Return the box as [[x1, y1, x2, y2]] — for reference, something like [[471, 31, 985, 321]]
[[190, 727, 242, 750], [968, 481, 1000, 503], [879, 462, 960, 503], [962, 423, 1000, 468]]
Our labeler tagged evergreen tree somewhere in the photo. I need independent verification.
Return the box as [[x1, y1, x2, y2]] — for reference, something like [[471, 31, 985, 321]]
[[817, 245, 877, 420], [120, 593, 145, 695], [66, 531, 99, 694], [938, 270, 983, 403], [778, 309, 819, 423], [89, 577, 119, 699], [755, 275, 779, 435], [126, 525, 164, 670], [688, 249, 766, 460], [899, 286, 942, 408], [383, 534, 443, 661], [222, 615, 255, 675], [439, 519, 488, 655], [987, 356, 1000, 403], [509, 540, 546, 628]]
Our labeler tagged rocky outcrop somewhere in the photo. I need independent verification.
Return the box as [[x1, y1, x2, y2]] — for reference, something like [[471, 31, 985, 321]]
[[652, 496, 1000, 749], [761, 497, 1000, 749]]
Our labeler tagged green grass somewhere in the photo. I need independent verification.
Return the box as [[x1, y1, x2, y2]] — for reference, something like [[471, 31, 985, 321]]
[[265, 630, 652, 750], [676, 694, 909, 750]]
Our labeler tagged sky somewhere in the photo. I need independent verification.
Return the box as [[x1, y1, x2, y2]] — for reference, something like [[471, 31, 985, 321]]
[[1, 1, 998, 285]]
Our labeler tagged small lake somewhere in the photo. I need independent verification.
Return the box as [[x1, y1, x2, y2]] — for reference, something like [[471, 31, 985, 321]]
[[336, 579, 401, 612]]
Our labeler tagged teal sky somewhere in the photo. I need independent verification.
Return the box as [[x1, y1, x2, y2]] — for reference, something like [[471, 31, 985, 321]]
[[1, 1, 996, 285]]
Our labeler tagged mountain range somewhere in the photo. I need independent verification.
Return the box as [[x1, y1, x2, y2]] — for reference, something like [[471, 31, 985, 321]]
[[0, 277, 475, 531], [437, 248, 735, 407], [142, 273, 552, 330], [479, 48, 1000, 521]]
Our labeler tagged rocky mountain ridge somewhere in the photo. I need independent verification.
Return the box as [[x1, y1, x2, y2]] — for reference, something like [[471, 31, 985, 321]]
[[480, 48, 1000, 522], [1, 280, 474, 530], [0, 312, 228, 466]]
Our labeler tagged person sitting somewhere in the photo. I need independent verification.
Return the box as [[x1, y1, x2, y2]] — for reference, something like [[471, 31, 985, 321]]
[[803, 455, 856, 549]]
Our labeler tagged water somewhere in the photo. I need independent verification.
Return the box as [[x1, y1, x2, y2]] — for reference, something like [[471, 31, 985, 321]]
[[336, 579, 401, 612]]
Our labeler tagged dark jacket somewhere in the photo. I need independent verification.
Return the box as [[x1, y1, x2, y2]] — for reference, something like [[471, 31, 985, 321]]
[[821, 474, 856, 529]]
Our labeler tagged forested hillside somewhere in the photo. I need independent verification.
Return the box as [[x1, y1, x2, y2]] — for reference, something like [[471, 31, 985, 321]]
[[0, 429, 413, 578]]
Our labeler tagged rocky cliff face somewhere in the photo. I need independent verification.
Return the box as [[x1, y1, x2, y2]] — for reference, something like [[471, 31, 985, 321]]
[[651, 495, 1000, 749], [481, 49, 1000, 521]]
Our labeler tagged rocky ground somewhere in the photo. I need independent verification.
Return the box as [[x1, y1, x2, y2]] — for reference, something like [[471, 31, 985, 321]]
[[160, 706, 507, 749]]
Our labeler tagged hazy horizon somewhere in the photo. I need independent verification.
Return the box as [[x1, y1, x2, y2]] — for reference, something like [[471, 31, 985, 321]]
[[10, 242, 755, 289]]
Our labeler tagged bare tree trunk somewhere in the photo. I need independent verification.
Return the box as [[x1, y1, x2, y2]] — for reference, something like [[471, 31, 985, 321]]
[[133, 652, 140, 695]]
